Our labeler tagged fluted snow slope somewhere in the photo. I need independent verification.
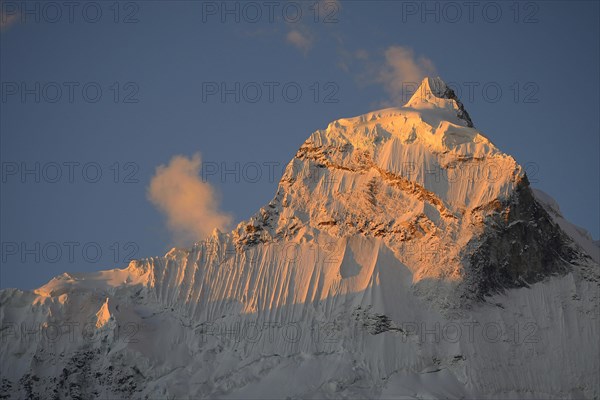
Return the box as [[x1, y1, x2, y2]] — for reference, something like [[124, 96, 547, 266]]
[[1, 77, 598, 399]]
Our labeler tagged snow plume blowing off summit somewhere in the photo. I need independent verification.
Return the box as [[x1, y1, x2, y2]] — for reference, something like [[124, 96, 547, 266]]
[[148, 153, 232, 245]]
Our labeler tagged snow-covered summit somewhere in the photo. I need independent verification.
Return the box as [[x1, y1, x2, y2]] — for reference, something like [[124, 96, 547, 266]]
[[405, 76, 457, 108], [1, 78, 598, 399], [405, 76, 474, 128], [234, 77, 532, 295]]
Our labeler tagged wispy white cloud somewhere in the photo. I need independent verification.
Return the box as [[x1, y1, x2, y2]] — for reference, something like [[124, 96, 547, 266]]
[[377, 46, 436, 103], [286, 29, 314, 54], [340, 45, 437, 106], [148, 153, 232, 246]]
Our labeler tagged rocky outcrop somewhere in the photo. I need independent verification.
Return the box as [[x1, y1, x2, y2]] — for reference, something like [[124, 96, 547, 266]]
[[461, 176, 586, 301]]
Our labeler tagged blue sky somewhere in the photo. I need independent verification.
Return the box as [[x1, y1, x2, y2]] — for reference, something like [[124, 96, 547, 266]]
[[1, 0, 599, 289]]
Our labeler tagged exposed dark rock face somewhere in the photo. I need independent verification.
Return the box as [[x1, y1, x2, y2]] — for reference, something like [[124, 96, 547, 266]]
[[1, 344, 146, 399], [461, 176, 586, 301], [427, 77, 474, 128], [440, 85, 474, 128], [352, 307, 404, 335]]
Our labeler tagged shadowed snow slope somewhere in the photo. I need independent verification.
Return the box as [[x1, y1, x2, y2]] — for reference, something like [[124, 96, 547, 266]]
[[1, 77, 598, 399]]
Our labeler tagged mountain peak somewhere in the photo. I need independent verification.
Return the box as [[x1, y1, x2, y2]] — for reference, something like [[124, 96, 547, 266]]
[[424, 76, 450, 97], [407, 76, 451, 102], [1, 74, 598, 399], [405, 76, 474, 128]]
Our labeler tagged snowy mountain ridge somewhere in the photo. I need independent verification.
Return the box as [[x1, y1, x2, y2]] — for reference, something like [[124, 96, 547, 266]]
[[1, 77, 598, 399]]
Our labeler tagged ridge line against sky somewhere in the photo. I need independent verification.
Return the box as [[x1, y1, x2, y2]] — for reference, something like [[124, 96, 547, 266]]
[[0, 0, 598, 289]]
